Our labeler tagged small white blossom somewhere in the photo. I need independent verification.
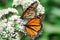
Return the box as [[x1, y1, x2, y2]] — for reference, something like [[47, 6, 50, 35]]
[[12, 0, 45, 15], [2, 9, 9, 14], [16, 18, 27, 33], [12, 0, 21, 7], [7, 8, 18, 14], [0, 19, 8, 27], [0, 26, 3, 32], [6, 26, 14, 33], [7, 21, 14, 26], [37, 4, 45, 15], [8, 15, 20, 21], [18, 24, 26, 33], [1, 19, 7, 23], [0, 8, 18, 18], [12, 0, 38, 7], [16, 18, 21, 23]]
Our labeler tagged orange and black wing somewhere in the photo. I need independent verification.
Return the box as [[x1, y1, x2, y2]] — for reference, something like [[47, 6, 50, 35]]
[[25, 14, 44, 38], [21, 1, 38, 19], [25, 27, 38, 38], [25, 24, 42, 38]]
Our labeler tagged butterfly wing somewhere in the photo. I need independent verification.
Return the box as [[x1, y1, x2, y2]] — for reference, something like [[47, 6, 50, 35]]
[[25, 27, 38, 38], [27, 18, 41, 25], [21, 1, 38, 19], [29, 25, 42, 32], [23, 11, 36, 19], [25, 14, 44, 38], [25, 21, 42, 38], [25, 24, 42, 38]]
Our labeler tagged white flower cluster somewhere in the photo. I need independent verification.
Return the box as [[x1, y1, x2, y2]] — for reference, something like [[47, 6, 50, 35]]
[[0, 15, 27, 40], [0, 8, 18, 18], [0, 28, 20, 40], [0, 8, 27, 40], [0, 0, 45, 39], [12, 0, 45, 15], [8, 15, 27, 33]]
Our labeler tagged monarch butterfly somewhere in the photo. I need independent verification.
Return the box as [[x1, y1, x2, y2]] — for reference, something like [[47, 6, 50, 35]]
[[20, 1, 44, 38], [24, 14, 44, 38], [21, 1, 38, 19]]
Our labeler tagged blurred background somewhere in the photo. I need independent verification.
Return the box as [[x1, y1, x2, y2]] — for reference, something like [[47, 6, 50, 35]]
[[0, 0, 60, 40]]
